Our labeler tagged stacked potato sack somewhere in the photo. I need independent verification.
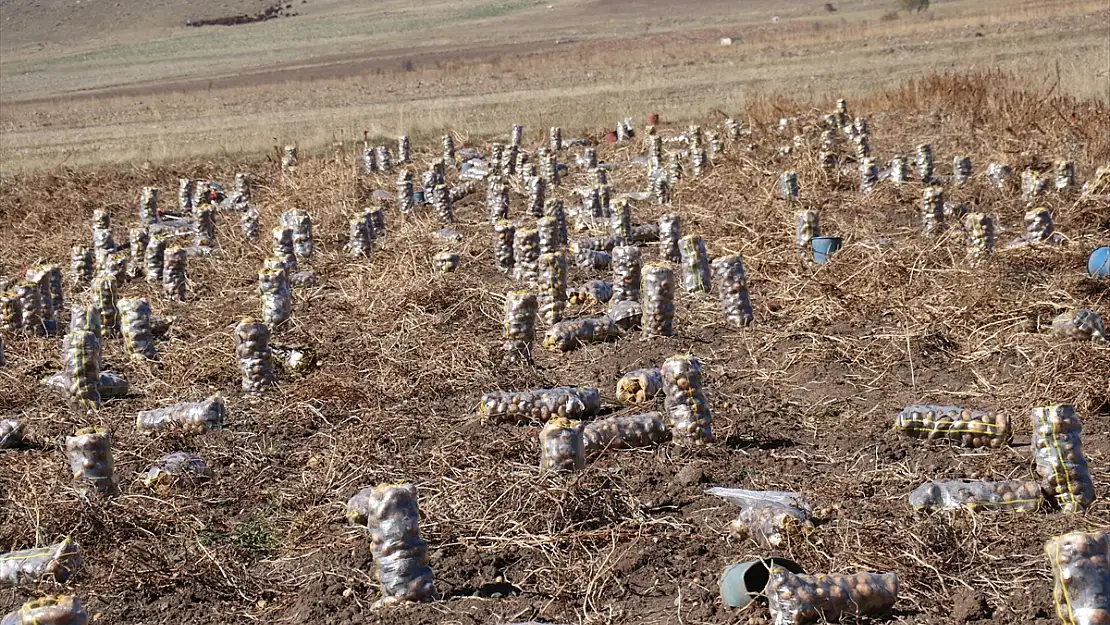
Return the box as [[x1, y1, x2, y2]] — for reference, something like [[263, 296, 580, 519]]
[[259, 266, 292, 328], [711, 255, 754, 326], [163, 247, 187, 301], [145, 235, 167, 284], [1030, 405, 1095, 512], [538, 252, 568, 325], [65, 427, 119, 496], [119, 298, 159, 362], [346, 484, 437, 606], [660, 355, 713, 445], [235, 319, 276, 394], [641, 265, 675, 337], [540, 417, 585, 471], [502, 291, 537, 364], [1045, 530, 1109, 625]]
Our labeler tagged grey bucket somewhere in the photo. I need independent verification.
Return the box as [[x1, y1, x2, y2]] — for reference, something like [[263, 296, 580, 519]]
[[720, 557, 804, 608]]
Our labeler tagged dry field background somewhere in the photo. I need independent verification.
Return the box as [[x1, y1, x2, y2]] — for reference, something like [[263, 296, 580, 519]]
[[1, 70, 1109, 624], [1, 0, 1108, 170]]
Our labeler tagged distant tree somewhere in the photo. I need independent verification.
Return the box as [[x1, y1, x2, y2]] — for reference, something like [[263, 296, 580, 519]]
[[897, 0, 930, 12], [824, 3, 837, 12]]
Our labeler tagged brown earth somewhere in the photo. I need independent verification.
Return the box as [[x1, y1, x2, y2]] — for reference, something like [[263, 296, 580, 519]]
[[0, 72, 1109, 625]]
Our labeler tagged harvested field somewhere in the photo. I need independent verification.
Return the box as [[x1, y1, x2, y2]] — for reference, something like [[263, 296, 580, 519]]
[[1, 72, 1109, 625]]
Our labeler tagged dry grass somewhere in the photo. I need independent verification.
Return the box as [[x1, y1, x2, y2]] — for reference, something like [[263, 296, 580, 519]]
[[1, 0, 1107, 171], [1, 71, 1108, 624]]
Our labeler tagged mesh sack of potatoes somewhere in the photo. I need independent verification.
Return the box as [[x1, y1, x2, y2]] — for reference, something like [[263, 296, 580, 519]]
[[661, 355, 713, 445], [538, 252, 568, 325], [493, 220, 515, 275], [502, 291, 537, 363], [582, 412, 668, 458], [0, 291, 22, 332], [611, 245, 641, 302], [1052, 309, 1107, 342], [127, 229, 149, 279], [711, 254, 754, 327], [479, 387, 602, 425], [908, 479, 1042, 513], [543, 316, 620, 352], [42, 370, 127, 402], [280, 209, 314, 258], [574, 248, 611, 271], [1, 595, 88, 625], [513, 228, 540, 283], [65, 427, 119, 496], [272, 226, 297, 270], [0, 538, 82, 586], [543, 199, 569, 246], [706, 487, 813, 549], [540, 417, 585, 471], [235, 319, 276, 394], [142, 451, 212, 489], [119, 298, 159, 362], [895, 405, 1012, 448], [616, 368, 663, 404], [607, 299, 642, 333], [144, 235, 166, 283], [13, 282, 44, 335], [90, 275, 119, 333], [537, 216, 561, 255], [573, 235, 621, 253], [1031, 404, 1095, 512], [136, 394, 225, 435], [346, 216, 374, 259], [569, 280, 613, 306], [641, 264, 675, 337], [162, 246, 187, 301], [71, 246, 94, 285], [659, 214, 681, 262], [62, 330, 101, 409], [610, 199, 633, 243], [260, 267, 293, 328], [631, 223, 660, 244], [767, 569, 899, 625], [0, 419, 22, 448], [345, 484, 437, 605], [1045, 530, 1110, 625], [193, 205, 216, 248]]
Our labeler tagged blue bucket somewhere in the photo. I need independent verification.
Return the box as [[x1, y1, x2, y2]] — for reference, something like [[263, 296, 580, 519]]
[[1088, 246, 1110, 278], [413, 190, 426, 204], [811, 236, 843, 265]]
